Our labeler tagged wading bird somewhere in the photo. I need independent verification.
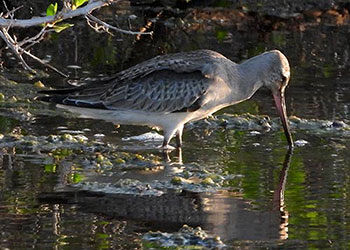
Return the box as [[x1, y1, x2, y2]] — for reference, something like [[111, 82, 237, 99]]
[[39, 50, 294, 149]]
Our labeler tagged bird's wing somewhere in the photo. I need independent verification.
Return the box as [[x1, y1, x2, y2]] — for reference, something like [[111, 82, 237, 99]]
[[61, 68, 213, 112], [101, 69, 212, 112], [43, 50, 228, 112]]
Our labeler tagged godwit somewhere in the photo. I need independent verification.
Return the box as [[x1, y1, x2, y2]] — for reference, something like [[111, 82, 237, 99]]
[[39, 50, 294, 149]]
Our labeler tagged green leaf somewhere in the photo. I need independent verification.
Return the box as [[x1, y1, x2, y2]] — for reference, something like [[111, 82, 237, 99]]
[[44, 164, 56, 173], [53, 23, 74, 33], [70, 173, 83, 183], [72, 0, 88, 10], [46, 3, 58, 16]]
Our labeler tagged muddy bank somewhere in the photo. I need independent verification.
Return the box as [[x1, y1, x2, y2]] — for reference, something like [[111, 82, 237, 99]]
[[192, 114, 350, 136]]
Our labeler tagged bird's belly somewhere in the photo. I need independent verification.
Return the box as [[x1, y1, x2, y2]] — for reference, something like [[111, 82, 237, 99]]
[[57, 105, 191, 130], [189, 103, 231, 122]]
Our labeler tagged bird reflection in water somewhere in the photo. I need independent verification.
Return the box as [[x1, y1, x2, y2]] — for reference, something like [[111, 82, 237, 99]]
[[273, 148, 293, 240], [198, 148, 294, 242], [34, 148, 294, 243]]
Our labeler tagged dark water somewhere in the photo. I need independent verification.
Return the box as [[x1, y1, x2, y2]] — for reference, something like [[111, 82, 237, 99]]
[[1, 1, 350, 249]]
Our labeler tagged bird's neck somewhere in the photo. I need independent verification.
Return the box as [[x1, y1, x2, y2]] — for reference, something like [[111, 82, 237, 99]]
[[236, 55, 271, 100]]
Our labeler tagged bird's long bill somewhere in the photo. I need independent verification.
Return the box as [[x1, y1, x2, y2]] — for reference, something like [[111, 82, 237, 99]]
[[273, 92, 294, 148]]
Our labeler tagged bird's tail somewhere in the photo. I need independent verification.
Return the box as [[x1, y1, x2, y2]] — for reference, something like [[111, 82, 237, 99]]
[[35, 94, 67, 104], [37, 87, 80, 104]]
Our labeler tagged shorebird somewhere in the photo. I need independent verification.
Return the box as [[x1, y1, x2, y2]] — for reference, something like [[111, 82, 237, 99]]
[[39, 49, 294, 149]]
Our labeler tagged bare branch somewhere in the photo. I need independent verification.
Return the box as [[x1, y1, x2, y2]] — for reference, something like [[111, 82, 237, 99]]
[[86, 15, 114, 35], [2, 0, 9, 13], [19, 26, 53, 49], [0, 0, 116, 28], [0, 26, 67, 77], [20, 49, 68, 77], [3, 5, 23, 19], [86, 14, 153, 35], [0, 28, 34, 72], [136, 11, 162, 40]]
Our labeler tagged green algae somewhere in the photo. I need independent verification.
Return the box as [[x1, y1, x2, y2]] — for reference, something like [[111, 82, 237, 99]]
[[171, 176, 185, 185], [201, 177, 215, 186], [143, 225, 225, 248]]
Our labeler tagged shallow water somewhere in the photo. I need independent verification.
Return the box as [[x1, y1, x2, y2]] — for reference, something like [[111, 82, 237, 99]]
[[1, 1, 350, 249]]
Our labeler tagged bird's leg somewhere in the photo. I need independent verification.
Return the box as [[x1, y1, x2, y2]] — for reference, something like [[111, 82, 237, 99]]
[[175, 147, 183, 164], [162, 125, 183, 150], [175, 125, 184, 148], [162, 138, 171, 148], [162, 150, 171, 162], [161, 129, 176, 150], [175, 134, 182, 148]]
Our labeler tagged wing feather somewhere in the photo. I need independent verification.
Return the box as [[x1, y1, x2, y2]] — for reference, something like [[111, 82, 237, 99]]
[[100, 69, 211, 112]]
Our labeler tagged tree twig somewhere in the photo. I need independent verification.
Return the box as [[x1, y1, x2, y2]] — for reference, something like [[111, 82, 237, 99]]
[[0, 26, 67, 77], [19, 26, 48, 47], [0, 28, 34, 72], [21, 49, 68, 77], [2, 5, 23, 19], [86, 14, 153, 35]]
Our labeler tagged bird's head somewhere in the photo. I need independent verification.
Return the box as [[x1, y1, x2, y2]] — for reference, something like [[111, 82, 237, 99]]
[[262, 50, 290, 94], [263, 50, 294, 148]]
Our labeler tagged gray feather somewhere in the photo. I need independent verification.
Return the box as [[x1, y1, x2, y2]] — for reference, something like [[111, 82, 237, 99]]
[[57, 50, 228, 112]]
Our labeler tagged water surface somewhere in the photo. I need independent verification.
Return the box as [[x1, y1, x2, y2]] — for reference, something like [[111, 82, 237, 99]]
[[1, 1, 350, 249]]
